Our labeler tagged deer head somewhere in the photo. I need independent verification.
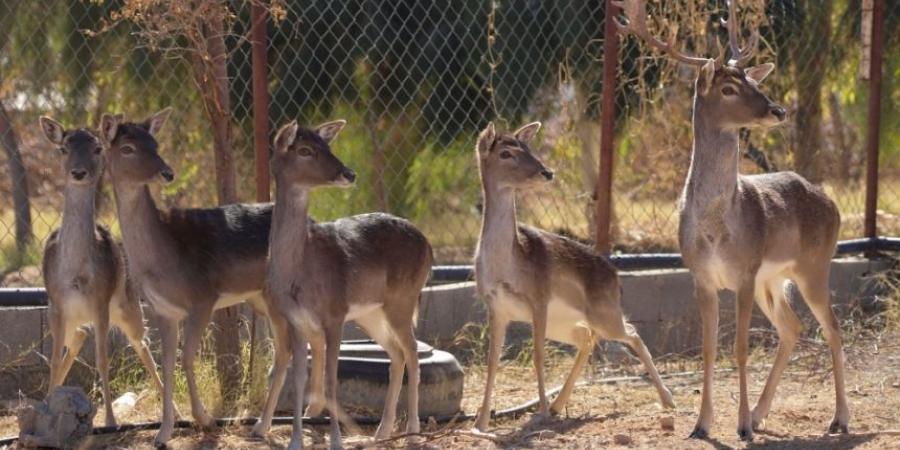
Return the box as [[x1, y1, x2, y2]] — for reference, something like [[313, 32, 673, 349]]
[[614, 0, 786, 129], [39, 117, 104, 187], [100, 108, 174, 186], [476, 122, 554, 190], [271, 120, 356, 188]]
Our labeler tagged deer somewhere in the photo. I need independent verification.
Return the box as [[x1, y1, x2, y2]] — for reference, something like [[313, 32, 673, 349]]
[[472, 121, 675, 432], [615, 0, 848, 440], [266, 119, 433, 450], [38, 117, 164, 427], [97, 110, 314, 447]]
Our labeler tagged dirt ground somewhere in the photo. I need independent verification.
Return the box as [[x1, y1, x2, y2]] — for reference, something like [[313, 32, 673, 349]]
[[2, 333, 900, 449]]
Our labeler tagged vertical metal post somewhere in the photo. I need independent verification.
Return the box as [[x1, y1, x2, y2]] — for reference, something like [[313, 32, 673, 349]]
[[248, 0, 269, 386], [595, 0, 619, 253], [864, 0, 884, 239], [252, 1, 271, 203]]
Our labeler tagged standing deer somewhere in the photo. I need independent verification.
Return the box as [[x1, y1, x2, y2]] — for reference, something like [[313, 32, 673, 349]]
[[266, 120, 432, 450], [38, 117, 163, 427], [473, 122, 674, 432], [616, 0, 848, 440], [98, 110, 304, 447]]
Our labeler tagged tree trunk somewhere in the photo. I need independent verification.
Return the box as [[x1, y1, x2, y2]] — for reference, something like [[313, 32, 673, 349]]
[[0, 103, 32, 254], [790, 0, 832, 184], [189, 10, 243, 407]]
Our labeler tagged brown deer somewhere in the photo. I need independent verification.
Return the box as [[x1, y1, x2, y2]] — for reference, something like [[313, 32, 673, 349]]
[[266, 120, 432, 450], [472, 122, 674, 432], [98, 110, 304, 447], [38, 117, 163, 427], [616, 0, 848, 440]]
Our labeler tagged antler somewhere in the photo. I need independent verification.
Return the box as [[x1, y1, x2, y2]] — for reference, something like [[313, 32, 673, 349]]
[[721, 0, 759, 67], [612, 0, 709, 67]]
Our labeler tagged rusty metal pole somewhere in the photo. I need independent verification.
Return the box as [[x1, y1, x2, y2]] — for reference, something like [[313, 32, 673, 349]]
[[864, 0, 885, 240], [595, 0, 619, 253], [248, 0, 269, 386], [252, 2, 270, 203]]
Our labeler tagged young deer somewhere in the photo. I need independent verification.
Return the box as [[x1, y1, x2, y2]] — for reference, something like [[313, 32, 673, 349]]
[[38, 118, 163, 427], [616, 0, 847, 440], [267, 120, 432, 450], [473, 122, 674, 432], [98, 110, 298, 446]]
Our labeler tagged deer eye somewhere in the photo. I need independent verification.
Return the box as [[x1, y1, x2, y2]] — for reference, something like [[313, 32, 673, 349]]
[[120, 144, 135, 155], [499, 150, 513, 159], [296, 146, 313, 157], [721, 86, 737, 96], [93, 146, 102, 155], [59, 147, 68, 155]]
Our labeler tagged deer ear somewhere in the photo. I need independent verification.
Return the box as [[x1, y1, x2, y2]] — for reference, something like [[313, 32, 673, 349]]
[[514, 122, 541, 142], [697, 59, 717, 95], [314, 119, 346, 143], [477, 122, 496, 156], [745, 62, 774, 84], [274, 120, 299, 153], [39, 117, 65, 145], [100, 113, 121, 144], [142, 107, 172, 136]]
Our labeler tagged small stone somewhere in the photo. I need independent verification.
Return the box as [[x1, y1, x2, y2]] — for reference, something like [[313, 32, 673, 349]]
[[892, 380, 900, 388], [660, 415, 675, 430], [614, 433, 632, 445]]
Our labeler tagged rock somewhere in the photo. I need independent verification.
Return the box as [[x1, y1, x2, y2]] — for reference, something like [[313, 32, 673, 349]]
[[660, 415, 675, 430], [17, 386, 96, 448], [112, 392, 138, 416], [613, 433, 632, 445]]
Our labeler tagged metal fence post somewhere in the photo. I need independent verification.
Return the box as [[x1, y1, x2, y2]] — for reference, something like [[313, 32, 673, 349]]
[[864, 0, 885, 240], [248, 0, 270, 387], [595, 0, 619, 254]]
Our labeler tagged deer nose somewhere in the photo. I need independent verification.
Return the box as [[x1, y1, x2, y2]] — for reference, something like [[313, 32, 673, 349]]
[[769, 105, 787, 121], [341, 168, 357, 183], [70, 169, 88, 181], [541, 169, 554, 181], [160, 168, 175, 183]]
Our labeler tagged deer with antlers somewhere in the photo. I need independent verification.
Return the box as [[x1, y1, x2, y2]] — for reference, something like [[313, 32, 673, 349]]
[[615, 0, 848, 440]]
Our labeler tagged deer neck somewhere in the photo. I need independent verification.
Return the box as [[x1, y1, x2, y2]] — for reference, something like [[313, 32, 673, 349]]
[[112, 183, 171, 271], [269, 181, 311, 276], [57, 184, 97, 272], [479, 179, 519, 260], [683, 100, 741, 210]]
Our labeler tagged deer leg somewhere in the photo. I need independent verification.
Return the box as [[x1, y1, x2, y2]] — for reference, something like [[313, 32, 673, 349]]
[[751, 279, 800, 430], [734, 281, 755, 441], [287, 326, 309, 450], [304, 331, 326, 418], [357, 312, 404, 441], [119, 312, 165, 403], [48, 310, 66, 389], [531, 301, 550, 417], [56, 327, 88, 387], [181, 307, 215, 429], [614, 321, 675, 409], [690, 284, 719, 439], [154, 317, 178, 448], [94, 307, 116, 427], [252, 314, 291, 437], [396, 323, 420, 435], [550, 327, 594, 415], [796, 273, 849, 434], [474, 308, 509, 432], [324, 324, 343, 450]]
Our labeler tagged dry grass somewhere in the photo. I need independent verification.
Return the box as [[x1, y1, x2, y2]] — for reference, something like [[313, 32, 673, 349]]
[[2, 332, 899, 449]]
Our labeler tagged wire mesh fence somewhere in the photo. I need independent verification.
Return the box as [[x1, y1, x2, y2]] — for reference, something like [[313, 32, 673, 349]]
[[1, 0, 899, 288]]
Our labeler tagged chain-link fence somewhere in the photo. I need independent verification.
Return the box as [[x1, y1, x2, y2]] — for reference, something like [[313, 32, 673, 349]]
[[1, 0, 899, 288]]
